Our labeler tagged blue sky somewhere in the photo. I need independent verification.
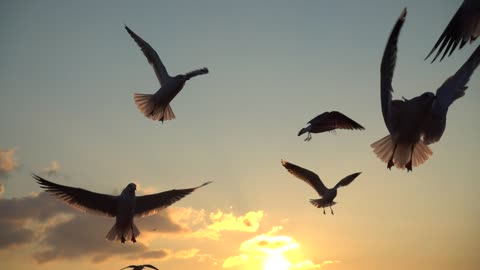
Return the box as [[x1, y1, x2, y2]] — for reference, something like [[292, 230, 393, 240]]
[[1, 1, 479, 270]]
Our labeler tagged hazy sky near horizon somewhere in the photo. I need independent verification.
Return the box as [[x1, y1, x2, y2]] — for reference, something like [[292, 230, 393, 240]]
[[1, 0, 479, 270]]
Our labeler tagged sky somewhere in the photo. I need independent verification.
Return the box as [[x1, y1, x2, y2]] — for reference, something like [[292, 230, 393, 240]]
[[1, 0, 479, 269]]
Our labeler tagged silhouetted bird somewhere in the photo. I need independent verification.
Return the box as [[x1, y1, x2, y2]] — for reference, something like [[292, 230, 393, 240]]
[[32, 174, 211, 243], [298, 111, 364, 141], [372, 8, 480, 171], [125, 25, 209, 122], [121, 265, 159, 270], [426, 0, 480, 62], [281, 160, 360, 215]]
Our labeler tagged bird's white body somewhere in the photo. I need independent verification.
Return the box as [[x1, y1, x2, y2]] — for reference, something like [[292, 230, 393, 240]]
[[33, 174, 211, 243], [281, 160, 360, 215], [107, 184, 139, 243], [125, 25, 208, 122], [372, 9, 480, 171]]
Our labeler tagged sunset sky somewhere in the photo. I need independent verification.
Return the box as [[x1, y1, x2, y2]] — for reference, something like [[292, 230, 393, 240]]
[[1, 0, 479, 270]]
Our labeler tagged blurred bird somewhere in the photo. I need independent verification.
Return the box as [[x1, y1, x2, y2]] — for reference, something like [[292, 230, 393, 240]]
[[426, 0, 480, 62], [121, 265, 159, 270], [298, 111, 364, 141], [125, 25, 209, 122], [32, 174, 211, 243], [372, 8, 480, 171], [281, 159, 360, 215]]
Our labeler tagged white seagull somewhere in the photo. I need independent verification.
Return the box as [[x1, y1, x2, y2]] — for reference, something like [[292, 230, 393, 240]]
[[426, 0, 480, 62], [125, 25, 209, 122], [298, 111, 365, 141], [121, 265, 159, 270], [281, 160, 361, 215], [32, 174, 211, 243], [372, 8, 480, 171]]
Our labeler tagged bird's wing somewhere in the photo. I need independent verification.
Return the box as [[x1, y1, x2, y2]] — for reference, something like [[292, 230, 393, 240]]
[[135, 182, 212, 217], [125, 25, 170, 85], [308, 111, 364, 130], [143, 265, 159, 270], [423, 44, 480, 144], [120, 266, 135, 270], [425, 0, 480, 62], [281, 160, 328, 196], [381, 8, 407, 133], [32, 174, 117, 217], [333, 172, 361, 190]]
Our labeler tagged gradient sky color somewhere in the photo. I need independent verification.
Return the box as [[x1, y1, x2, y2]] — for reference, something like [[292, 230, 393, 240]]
[[1, 0, 479, 270]]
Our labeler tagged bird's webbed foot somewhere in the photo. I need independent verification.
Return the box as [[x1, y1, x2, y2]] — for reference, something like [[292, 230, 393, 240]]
[[304, 133, 312, 141], [121, 235, 126, 243], [330, 206, 334, 215], [406, 161, 413, 172], [323, 208, 326, 215], [131, 235, 136, 243], [387, 159, 394, 170]]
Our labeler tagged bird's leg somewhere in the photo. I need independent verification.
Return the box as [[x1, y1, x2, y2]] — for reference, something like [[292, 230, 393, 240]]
[[387, 144, 397, 170], [131, 225, 136, 243], [406, 144, 415, 172], [330, 206, 334, 215], [323, 207, 326, 215], [305, 133, 312, 141], [121, 235, 126, 243]]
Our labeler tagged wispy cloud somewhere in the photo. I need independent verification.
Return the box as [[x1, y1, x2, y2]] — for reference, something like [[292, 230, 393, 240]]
[[0, 148, 18, 179], [223, 226, 340, 269], [190, 210, 264, 240]]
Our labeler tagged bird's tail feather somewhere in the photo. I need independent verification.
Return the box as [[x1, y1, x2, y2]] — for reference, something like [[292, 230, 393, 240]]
[[133, 93, 175, 122], [371, 135, 432, 169], [309, 199, 336, 208], [106, 223, 140, 242], [185, 68, 209, 80]]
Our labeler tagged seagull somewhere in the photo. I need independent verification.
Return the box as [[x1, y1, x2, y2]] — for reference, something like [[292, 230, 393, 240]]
[[372, 8, 480, 171], [281, 159, 361, 215], [426, 0, 480, 62], [298, 111, 365, 141], [121, 265, 159, 270], [32, 174, 211, 243], [125, 25, 209, 122]]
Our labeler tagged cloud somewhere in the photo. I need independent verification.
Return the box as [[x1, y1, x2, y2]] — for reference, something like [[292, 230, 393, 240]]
[[187, 210, 264, 240], [223, 226, 339, 269], [291, 260, 341, 269], [0, 148, 18, 179], [41, 160, 70, 179], [0, 191, 190, 263], [0, 190, 265, 265], [0, 192, 71, 249]]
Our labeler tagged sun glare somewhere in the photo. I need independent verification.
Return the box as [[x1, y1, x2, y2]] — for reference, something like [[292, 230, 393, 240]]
[[263, 253, 291, 270]]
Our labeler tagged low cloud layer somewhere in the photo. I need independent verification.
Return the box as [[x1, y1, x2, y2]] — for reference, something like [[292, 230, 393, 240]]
[[0, 191, 190, 263], [0, 189, 265, 265]]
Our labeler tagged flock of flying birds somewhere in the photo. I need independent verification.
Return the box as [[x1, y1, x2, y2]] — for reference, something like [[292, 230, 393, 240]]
[[29, 1, 479, 269]]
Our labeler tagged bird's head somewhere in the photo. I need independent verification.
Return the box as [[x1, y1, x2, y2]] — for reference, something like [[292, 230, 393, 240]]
[[122, 183, 136, 196], [420, 92, 436, 104]]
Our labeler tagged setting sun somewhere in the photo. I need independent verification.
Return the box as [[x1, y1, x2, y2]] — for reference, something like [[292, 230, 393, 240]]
[[263, 253, 291, 270]]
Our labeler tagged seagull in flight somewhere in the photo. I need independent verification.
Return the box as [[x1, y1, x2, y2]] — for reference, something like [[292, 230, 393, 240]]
[[121, 265, 159, 270], [125, 25, 209, 122], [372, 8, 480, 171], [426, 0, 480, 62], [281, 160, 360, 215], [32, 174, 211, 243], [298, 111, 365, 141]]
